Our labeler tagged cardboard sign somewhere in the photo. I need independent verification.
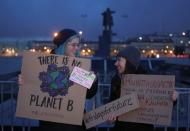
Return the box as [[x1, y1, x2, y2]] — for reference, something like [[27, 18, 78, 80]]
[[16, 51, 91, 125], [69, 66, 96, 89], [84, 93, 140, 129], [119, 74, 175, 125]]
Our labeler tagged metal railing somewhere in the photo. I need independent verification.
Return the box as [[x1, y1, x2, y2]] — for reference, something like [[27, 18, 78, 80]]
[[93, 83, 190, 131], [0, 81, 38, 131], [0, 80, 190, 131], [171, 88, 190, 131]]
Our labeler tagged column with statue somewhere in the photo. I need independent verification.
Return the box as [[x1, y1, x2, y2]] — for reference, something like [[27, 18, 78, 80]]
[[97, 8, 115, 58]]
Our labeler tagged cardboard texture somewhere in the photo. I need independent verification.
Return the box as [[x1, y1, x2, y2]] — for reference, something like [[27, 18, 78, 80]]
[[119, 74, 175, 125], [84, 93, 139, 129], [16, 51, 91, 125]]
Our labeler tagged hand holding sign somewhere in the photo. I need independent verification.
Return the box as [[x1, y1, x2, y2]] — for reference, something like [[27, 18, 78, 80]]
[[16, 52, 91, 125], [84, 93, 140, 129], [69, 66, 96, 89]]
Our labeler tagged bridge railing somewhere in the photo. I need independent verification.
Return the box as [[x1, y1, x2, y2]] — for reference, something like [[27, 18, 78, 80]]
[[0, 80, 190, 131], [93, 83, 190, 131], [0, 81, 38, 131]]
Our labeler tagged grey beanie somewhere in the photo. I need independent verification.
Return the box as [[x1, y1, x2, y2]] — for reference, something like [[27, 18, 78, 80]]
[[117, 46, 141, 68]]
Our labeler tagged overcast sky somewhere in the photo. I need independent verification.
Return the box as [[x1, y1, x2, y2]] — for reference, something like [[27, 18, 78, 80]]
[[0, 0, 190, 40]]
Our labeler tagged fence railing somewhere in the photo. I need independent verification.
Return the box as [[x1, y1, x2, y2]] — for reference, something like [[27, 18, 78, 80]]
[[0, 81, 38, 131], [0, 80, 190, 131], [93, 83, 190, 131]]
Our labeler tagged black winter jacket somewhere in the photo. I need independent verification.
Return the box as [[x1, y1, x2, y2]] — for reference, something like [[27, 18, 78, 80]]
[[110, 65, 154, 131], [40, 52, 98, 131]]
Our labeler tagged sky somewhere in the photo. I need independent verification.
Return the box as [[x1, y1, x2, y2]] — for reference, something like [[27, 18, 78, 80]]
[[0, 0, 190, 41]]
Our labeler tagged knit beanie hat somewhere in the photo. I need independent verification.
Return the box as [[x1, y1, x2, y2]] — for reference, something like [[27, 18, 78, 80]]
[[53, 29, 79, 47], [117, 46, 141, 68], [52, 29, 80, 56]]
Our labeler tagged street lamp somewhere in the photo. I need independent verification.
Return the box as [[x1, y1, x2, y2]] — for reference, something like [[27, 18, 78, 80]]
[[79, 31, 83, 36], [78, 30, 84, 43]]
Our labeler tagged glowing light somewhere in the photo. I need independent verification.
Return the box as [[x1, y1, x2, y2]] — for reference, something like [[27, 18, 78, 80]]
[[46, 49, 51, 53], [182, 32, 186, 36], [2, 48, 18, 56], [44, 46, 47, 50], [79, 31, 83, 35], [30, 49, 36, 52], [87, 49, 91, 53], [11, 49, 15, 53], [169, 34, 173, 37], [156, 54, 160, 58], [150, 50, 154, 54], [54, 32, 58, 37], [139, 37, 142, 40], [113, 49, 117, 53], [82, 49, 86, 53], [6, 49, 9, 52]]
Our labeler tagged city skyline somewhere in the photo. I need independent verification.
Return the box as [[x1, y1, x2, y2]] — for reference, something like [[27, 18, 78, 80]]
[[0, 0, 190, 41]]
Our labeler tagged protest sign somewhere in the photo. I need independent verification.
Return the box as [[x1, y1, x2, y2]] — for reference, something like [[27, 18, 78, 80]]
[[16, 51, 91, 125], [119, 74, 175, 125], [84, 93, 139, 129], [69, 66, 96, 89]]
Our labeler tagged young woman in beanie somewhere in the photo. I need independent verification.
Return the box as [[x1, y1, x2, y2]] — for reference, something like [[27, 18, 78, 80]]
[[38, 28, 98, 131], [107, 46, 178, 131], [51, 28, 98, 99], [19, 28, 97, 131]]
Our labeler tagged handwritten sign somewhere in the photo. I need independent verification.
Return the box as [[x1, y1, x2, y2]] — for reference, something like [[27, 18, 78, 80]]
[[84, 93, 139, 129], [69, 66, 96, 89], [119, 74, 175, 125], [16, 51, 91, 125]]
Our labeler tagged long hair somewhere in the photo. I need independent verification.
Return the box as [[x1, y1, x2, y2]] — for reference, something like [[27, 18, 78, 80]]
[[123, 59, 147, 74], [123, 60, 137, 74]]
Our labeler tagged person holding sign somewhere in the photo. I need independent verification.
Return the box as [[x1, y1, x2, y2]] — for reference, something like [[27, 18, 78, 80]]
[[41, 28, 98, 131], [19, 28, 98, 131], [107, 46, 178, 131], [51, 28, 98, 99]]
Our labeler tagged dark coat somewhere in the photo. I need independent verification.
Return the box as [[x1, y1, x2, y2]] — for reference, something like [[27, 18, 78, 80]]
[[40, 52, 98, 131], [40, 80, 98, 131], [110, 64, 154, 131]]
